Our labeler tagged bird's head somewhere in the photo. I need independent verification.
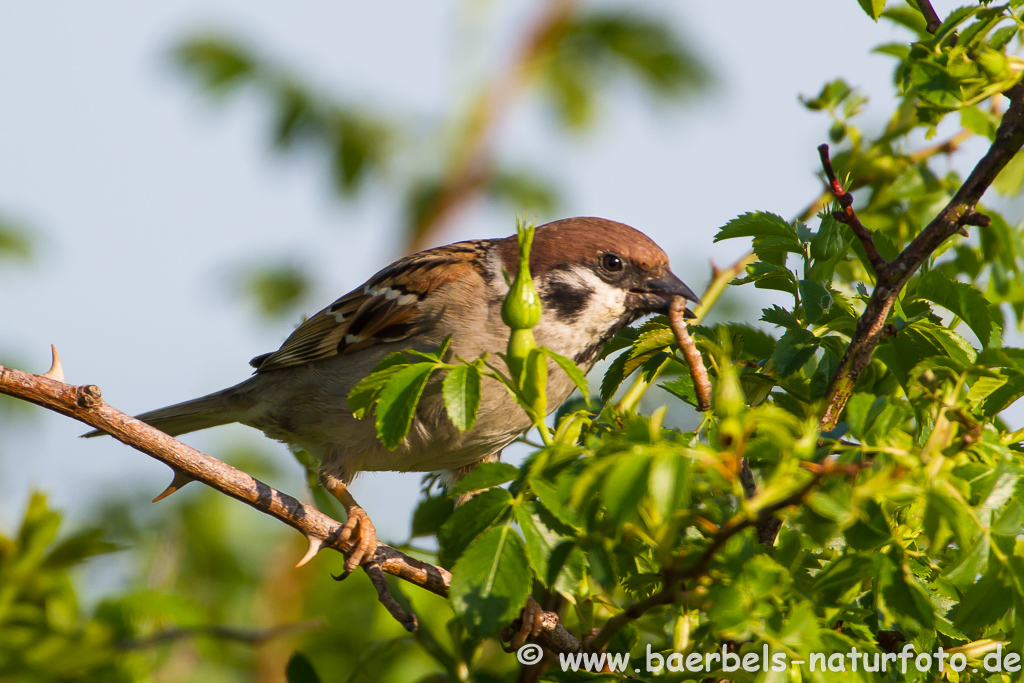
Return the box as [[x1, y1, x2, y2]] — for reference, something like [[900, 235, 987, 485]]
[[497, 217, 700, 363]]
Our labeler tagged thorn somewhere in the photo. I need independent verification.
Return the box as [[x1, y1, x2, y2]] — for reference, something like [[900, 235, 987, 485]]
[[41, 345, 64, 383], [295, 534, 325, 568], [152, 469, 193, 503]]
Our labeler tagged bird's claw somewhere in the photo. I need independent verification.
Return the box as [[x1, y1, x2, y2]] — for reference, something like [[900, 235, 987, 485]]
[[503, 596, 557, 652], [338, 504, 378, 574]]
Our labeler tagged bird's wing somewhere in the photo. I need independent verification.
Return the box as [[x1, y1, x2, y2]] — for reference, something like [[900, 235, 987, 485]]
[[249, 242, 487, 372]]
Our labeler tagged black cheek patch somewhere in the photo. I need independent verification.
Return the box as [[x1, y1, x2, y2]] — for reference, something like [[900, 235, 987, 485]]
[[543, 280, 591, 323]]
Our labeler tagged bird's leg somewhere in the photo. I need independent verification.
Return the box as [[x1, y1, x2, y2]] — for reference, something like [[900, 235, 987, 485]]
[[323, 476, 378, 574]]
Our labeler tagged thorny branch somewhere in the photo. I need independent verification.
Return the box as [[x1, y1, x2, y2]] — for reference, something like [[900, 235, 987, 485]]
[[819, 79, 1024, 431], [0, 356, 582, 653]]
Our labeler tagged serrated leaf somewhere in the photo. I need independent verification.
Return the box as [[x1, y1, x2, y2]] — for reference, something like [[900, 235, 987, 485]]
[[714, 212, 798, 243], [541, 347, 590, 404], [450, 526, 531, 639], [917, 270, 993, 347], [514, 501, 560, 583], [347, 352, 411, 418], [374, 362, 437, 449], [438, 488, 514, 567], [772, 328, 820, 377], [600, 350, 629, 402], [661, 374, 697, 406], [450, 462, 520, 495], [442, 364, 481, 432], [761, 305, 801, 330]]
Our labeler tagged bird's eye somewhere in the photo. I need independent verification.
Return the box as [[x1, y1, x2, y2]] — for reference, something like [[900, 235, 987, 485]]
[[601, 253, 624, 273]]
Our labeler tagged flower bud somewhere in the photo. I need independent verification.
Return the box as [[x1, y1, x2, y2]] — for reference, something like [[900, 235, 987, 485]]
[[501, 219, 543, 331]]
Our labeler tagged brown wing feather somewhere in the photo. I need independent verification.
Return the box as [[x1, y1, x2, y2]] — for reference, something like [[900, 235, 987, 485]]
[[249, 241, 486, 373]]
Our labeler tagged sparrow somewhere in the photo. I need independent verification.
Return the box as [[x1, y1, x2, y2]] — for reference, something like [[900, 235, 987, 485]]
[[89, 217, 698, 572]]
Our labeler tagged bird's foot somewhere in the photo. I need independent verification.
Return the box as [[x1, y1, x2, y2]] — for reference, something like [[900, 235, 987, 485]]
[[338, 504, 378, 575], [503, 596, 558, 652]]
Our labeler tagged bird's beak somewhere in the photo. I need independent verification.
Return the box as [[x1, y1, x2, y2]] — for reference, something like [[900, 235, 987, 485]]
[[630, 270, 701, 317]]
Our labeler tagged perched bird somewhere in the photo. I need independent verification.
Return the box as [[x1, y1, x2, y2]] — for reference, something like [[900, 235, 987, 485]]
[[90, 217, 698, 572]]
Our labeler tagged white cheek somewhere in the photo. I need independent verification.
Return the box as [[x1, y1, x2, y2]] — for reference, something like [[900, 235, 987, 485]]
[[539, 268, 628, 357]]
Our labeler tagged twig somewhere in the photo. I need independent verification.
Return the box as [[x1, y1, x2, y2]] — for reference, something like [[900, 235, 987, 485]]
[[586, 464, 853, 652], [119, 618, 324, 650], [917, 0, 943, 34], [818, 144, 889, 276], [0, 358, 582, 654], [668, 297, 712, 411], [819, 79, 1024, 430]]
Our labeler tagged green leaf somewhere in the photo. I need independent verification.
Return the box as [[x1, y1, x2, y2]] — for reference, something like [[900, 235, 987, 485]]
[[953, 572, 1013, 633], [450, 462, 520, 495], [714, 212, 798, 243], [602, 452, 652, 522], [541, 347, 590, 404], [876, 554, 936, 634], [772, 329, 820, 377], [449, 526, 531, 639], [661, 374, 697, 406], [442, 364, 481, 432], [0, 221, 33, 261], [347, 353, 411, 418], [856, 0, 886, 20], [514, 501, 560, 583], [176, 38, 255, 92], [917, 270, 993, 347], [42, 529, 120, 569], [285, 652, 321, 683], [799, 279, 834, 324], [995, 149, 1024, 196], [438, 488, 514, 567], [410, 495, 455, 538], [374, 362, 437, 450]]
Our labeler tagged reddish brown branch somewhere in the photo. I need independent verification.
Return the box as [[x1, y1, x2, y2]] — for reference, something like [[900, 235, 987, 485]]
[[668, 297, 712, 411], [818, 144, 889, 276], [0, 359, 581, 652], [819, 80, 1024, 430]]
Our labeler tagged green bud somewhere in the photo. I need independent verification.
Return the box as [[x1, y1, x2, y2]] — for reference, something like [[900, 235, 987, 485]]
[[501, 218, 543, 331]]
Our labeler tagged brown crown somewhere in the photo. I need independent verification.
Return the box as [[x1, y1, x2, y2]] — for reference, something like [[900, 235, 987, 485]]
[[497, 217, 670, 276]]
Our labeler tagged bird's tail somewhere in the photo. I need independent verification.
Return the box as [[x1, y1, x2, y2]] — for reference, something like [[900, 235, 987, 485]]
[[83, 387, 246, 438]]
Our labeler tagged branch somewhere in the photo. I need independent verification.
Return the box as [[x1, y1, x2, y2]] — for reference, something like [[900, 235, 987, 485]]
[[818, 144, 889, 276], [668, 298, 712, 412], [586, 463, 856, 652], [120, 619, 324, 650], [916, 0, 943, 34], [819, 79, 1024, 431], [0, 356, 583, 654]]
